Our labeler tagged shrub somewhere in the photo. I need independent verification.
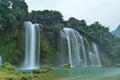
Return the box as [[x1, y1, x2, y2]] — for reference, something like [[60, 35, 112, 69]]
[[19, 75, 33, 80], [1, 62, 16, 73]]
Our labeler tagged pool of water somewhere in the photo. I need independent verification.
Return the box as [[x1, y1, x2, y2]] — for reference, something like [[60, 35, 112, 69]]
[[49, 67, 120, 80]]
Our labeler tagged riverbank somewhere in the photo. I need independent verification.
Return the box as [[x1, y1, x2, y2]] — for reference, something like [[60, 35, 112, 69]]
[[0, 62, 120, 80]]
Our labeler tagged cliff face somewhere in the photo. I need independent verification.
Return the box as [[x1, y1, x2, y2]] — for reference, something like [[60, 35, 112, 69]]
[[111, 25, 120, 37]]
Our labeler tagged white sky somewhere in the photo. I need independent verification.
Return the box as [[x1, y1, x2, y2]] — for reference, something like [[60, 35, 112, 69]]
[[25, 0, 120, 31]]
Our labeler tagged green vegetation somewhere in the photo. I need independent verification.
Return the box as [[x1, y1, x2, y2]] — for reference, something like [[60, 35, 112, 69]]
[[0, 0, 28, 65], [62, 64, 71, 68], [33, 67, 53, 74], [0, 62, 33, 80], [0, 62, 64, 80], [0, 62, 120, 80], [0, 62, 16, 73]]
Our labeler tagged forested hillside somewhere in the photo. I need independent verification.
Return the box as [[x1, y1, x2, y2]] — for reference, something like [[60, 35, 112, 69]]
[[111, 25, 120, 37]]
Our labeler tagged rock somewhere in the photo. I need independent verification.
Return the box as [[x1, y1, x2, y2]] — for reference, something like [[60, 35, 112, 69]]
[[62, 64, 71, 68], [33, 67, 53, 74]]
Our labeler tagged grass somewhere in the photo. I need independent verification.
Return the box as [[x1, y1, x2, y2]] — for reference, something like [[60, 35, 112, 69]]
[[0, 72, 17, 80]]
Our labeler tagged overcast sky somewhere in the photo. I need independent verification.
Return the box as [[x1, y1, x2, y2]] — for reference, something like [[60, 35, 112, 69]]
[[25, 0, 120, 31]]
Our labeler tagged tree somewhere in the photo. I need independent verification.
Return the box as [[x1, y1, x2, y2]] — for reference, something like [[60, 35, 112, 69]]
[[29, 10, 63, 26], [65, 17, 87, 32]]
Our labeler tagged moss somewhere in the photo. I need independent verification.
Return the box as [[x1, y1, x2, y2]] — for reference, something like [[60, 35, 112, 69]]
[[5, 77, 16, 80], [33, 67, 53, 74], [114, 63, 120, 67], [42, 67, 53, 71], [39, 68, 48, 73], [62, 64, 71, 68], [19, 75, 33, 80], [40, 30, 55, 65], [33, 74, 39, 78]]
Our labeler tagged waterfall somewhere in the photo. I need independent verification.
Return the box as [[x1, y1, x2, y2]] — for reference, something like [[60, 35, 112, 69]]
[[89, 43, 101, 67], [81, 37, 87, 67], [60, 27, 101, 67], [60, 28, 85, 67], [0, 56, 2, 65], [23, 21, 40, 69]]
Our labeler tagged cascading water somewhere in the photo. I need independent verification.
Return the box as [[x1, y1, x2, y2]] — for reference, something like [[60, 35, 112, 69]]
[[81, 36, 87, 67], [23, 21, 40, 69], [0, 56, 2, 65], [60, 27, 101, 67], [60, 28, 85, 67], [89, 43, 101, 67]]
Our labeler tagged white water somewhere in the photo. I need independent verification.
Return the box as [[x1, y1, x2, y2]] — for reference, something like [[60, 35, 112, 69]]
[[60, 28, 84, 67], [60, 27, 101, 67], [81, 36, 87, 67], [23, 21, 40, 69], [91, 43, 101, 67], [89, 43, 101, 67], [0, 56, 2, 65]]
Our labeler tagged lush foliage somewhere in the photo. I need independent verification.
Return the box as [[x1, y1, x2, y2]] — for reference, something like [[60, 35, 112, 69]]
[[0, 0, 28, 65], [86, 22, 120, 65]]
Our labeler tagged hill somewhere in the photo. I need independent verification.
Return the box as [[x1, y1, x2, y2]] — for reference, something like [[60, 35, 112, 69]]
[[111, 25, 120, 37]]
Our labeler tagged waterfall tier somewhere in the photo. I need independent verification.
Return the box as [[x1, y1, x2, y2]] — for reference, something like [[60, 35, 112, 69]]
[[0, 56, 2, 65], [23, 21, 40, 69], [59, 28, 101, 67]]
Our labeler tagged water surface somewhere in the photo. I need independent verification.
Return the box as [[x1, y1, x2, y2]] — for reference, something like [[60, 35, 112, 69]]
[[49, 67, 120, 80]]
